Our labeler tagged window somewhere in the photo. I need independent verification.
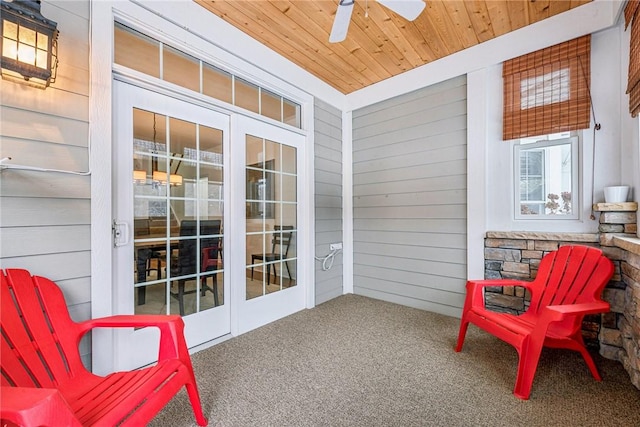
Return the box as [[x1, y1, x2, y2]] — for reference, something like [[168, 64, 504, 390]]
[[503, 35, 591, 140], [514, 133, 579, 219], [113, 22, 302, 129]]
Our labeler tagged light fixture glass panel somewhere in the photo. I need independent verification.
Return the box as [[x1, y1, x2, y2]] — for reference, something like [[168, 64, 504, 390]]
[[18, 42, 35, 65], [260, 89, 281, 122], [19, 26, 35, 46], [114, 23, 160, 78], [203, 63, 232, 104], [3, 21, 17, 40], [36, 49, 47, 69], [37, 32, 48, 50], [2, 38, 16, 59], [235, 77, 259, 114], [163, 45, 199, 93]]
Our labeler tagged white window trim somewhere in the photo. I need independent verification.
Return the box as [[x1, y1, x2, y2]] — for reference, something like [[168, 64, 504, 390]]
[[513, 135, 580, 221]]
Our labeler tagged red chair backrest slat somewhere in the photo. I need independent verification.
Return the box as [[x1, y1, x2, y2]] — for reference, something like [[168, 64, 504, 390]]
[[1, 270, 84, 388], [528, 245, 613, 315]]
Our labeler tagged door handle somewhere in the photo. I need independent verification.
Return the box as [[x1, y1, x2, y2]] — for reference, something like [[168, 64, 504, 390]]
[[113, 220, 130, 247]]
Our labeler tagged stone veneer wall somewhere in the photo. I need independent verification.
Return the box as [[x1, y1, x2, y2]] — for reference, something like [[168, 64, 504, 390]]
[[484, 221, 640, 390]]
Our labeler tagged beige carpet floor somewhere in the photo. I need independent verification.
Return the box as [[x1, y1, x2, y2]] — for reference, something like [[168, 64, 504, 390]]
[[150, 294, 640, 427]]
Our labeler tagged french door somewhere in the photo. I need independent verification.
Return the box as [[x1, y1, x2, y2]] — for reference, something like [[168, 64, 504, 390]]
[[113, 82, 231, 369], [233, 115, 306, 334], [112, 82, 307, 369]]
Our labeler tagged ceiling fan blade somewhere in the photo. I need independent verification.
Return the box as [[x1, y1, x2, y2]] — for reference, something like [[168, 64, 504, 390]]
[[329, 0, 355, 43], [377, 0, 426, 21]]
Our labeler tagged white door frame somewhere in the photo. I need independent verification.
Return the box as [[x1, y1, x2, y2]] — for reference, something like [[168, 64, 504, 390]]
[[91, 1, 316, 375]]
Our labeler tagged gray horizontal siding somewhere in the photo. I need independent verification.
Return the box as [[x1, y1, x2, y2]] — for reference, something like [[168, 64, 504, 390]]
[[352, 75, 467, 318], [314, 98, 343, 305], [0, 0, 91, 366]]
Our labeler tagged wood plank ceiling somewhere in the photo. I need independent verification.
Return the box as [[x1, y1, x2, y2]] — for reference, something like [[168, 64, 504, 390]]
[[196, 0, 591, 94]]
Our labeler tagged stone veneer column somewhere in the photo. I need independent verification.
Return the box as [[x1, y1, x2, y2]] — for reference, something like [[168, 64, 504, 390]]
[[611, 236, 640, 390]]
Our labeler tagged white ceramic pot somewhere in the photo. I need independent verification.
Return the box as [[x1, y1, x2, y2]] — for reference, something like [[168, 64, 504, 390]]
[[604, 186, 630, 203]]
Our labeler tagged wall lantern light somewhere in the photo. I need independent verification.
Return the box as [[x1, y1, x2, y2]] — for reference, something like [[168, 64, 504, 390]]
[[1, 0, 58, 89]]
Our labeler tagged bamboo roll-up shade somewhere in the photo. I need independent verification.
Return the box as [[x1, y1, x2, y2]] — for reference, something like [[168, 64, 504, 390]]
[[626, 0, 640, 117], [502, 35, 591, 140]]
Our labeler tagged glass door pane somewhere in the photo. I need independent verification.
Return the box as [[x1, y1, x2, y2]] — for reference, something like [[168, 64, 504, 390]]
[[245, 135, 297, 300], [133, 108, 225, 316]]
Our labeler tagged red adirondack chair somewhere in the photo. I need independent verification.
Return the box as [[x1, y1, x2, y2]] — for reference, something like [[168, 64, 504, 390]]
[[0, 269, 208, 426], [455, 245, 614, 399]]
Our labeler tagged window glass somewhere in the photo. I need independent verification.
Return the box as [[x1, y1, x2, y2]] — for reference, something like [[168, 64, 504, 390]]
[[515, 133, 578, 219], [114, 23, 160, 78], [235, 78, 259, 114], [163, 45, 200, 92], [261, 89, 282, 122], [283, 99, 301, 128], [203, 64, 232, 104]]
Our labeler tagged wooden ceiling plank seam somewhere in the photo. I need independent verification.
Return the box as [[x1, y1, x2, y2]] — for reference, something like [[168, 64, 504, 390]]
[[350, 4, 415, 71], [287, 0, 392, 82], [427, 0, 470, 53], [505, 0, 529, 30], [288, 1, 392, 80], [463, 0, 496, 43], [199, 0, 360, 92], [411, 3, 455, 58], [326, 7, 406, 78], [221, 0, 371, 89], [529, 0, 552, 24], [548, 0, 573, 17], [360, 1, 426, 68], [346, 4, 419, 76], [441, 0, 481, 49], [399, 20, 439, 63], [486, 0, 513, 38]]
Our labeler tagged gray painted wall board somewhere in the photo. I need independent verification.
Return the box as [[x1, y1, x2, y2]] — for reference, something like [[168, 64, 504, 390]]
[[352, 75, 467, 316], [0, 0, 91, 363], [354, 264, 464, 292], [354, 218, 466, 233], [314, 98, 343, 305], [1, 198, 90, 226], [1, 106, 89, 146]]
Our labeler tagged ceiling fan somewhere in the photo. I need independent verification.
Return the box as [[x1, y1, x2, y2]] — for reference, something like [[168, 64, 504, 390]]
[[329, 0, 426, 43]]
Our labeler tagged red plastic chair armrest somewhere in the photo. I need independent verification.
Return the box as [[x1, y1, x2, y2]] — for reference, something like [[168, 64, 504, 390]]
[[0, 386, 82, 427], [79, 315, 188, 361], [82, 314, 183, 329], [466, 279, 534, 309], [466, 279, 529, 289], [543, 301, 610, 321]]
